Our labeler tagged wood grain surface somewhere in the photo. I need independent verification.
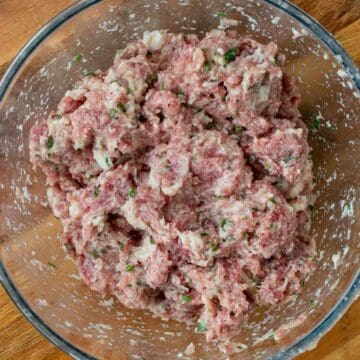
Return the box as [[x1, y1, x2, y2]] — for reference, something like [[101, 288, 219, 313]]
[[0, 1, 359, 359]]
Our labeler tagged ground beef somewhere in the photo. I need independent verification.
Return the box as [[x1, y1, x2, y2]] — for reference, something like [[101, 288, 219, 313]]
[[30, 30, 316, 344]]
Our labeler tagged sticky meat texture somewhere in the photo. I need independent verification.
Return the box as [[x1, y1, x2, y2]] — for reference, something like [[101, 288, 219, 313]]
[[30, 30, 315, 343]]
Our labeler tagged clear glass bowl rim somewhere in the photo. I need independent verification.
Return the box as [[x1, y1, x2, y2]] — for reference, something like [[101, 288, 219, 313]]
[[0, 0, 359, 359]]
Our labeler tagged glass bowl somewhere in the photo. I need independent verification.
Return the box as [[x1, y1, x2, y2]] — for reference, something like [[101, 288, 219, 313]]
[[0, 0, 359, 359]]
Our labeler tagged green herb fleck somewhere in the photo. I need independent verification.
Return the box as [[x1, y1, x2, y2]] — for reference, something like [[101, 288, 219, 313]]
[[136, 279, 146, 286], [184, 273, 192, 282], [203, 60, 212, 72], [110, 79, 119, 84], [235, 125, 247, 133], [310, 116, 321, 130], [118, 241, 124, 250], [128, 188, 137, 198], [46, 136, 54, 149], [147, 74, 158, 83], [216, 11, 228, 17], [105, 157, 111, 167], [266, 332, 275, 340], [282, 156, 298, 164], [84, 71, 96, 77], [88, 174, 94, 180], [310, 300, 317, 309], [127, 87, 132, 95], [220, 218, 229, 232], [200, 232, 208, 237], [268, 196, 277, 204], [150, 236, 155, 244], [73, 53, 83, 62], [225, 234, 235, 242], [93, 186, 100, 198], [182, 295, 192, 303], [211, 243, 218, 251], [91, 249, 100, 258], [125, 264, 134, 272], [109, 107, 120, 119], [196, 320, 207, 333], [224, 48, 237, 64], [118, 102, 127, 113], [47, 261, 57, 269]]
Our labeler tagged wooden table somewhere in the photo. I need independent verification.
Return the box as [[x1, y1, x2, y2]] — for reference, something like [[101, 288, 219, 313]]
[[0, 0, 359, 359]]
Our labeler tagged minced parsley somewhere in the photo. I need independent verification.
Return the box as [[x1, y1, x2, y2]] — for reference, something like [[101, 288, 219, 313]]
[[118, 241, 124, 250], [220, 218, 229, 231], [268, 196, 277, 204], [235, 125, 247, 133], [282, 156, 298, 164], [73, 53, 83, 62], [224, 48, 237, 64], [47, 261, 57, 269], [150, 236, 155, 244], [211, 243, 218, 251], [118, 102, 127, 113], [93, 186, 100, 198], [310, 115, 321, 130], [46, 135, 54, 149], [200, 232, 208, 237], [91, 249, 100, 258], [84, 71, 96, 77], [196, 320, 207, 333], [125, 264, 134, 272], [109, 107, 120, 119], [203, 60, 212, 72], [216, 11, 228, 17], [147, 74, 158, 83], [182, 295, 192, 303], [128, 188, 137, 198]]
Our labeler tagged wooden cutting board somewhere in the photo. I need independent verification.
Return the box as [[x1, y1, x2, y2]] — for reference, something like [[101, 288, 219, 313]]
[[0, 1, 359, 359]]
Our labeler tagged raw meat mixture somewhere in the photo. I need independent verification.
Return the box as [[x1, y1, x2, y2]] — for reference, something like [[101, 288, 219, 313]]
[[30, 30, 316, 343]]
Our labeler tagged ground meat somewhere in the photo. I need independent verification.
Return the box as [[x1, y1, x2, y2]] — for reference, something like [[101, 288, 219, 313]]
[[30, 30, 316, 344]]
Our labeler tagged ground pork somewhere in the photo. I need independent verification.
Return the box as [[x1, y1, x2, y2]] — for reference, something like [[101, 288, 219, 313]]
[[30, 29, 315, 344]]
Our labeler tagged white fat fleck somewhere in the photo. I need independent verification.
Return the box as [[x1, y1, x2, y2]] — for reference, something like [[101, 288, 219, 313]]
[[131, 235, 156, 262], [291, 28, 303, 40], [143, 30, 165, 51], [69, 201, 81, 218], [93, 138, 112, 170], [284, 128, 303, 136], [337, 69, 347, 79], [330, 278, 340, 291], [340, 199, 354, 218], [271, 16, 280, 25], [331, 252, 341, 270], [184, 342, 195, 355], [64, 88, 87, 99], [122, 199, 147, 230], [289, 196, 307, 212], [178, 231, 204, 259], [99, 298, 114, 308], [323, 52, 329, 60], [127, 78, 146, 98], [218, 17, 238, 30], [36, 298, 48, 307], [343, 246, 349, 257], [69, 273, 82, 281]]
